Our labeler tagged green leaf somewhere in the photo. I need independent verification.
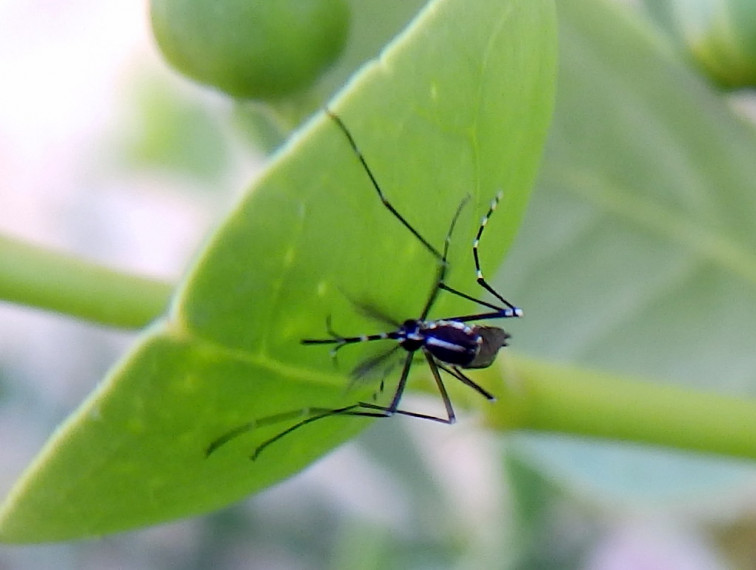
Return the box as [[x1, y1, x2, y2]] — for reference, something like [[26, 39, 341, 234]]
[[0, 0, 557, 542], [498, 0, 756, 498]]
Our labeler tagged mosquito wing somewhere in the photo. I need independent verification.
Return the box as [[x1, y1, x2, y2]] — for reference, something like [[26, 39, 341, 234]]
[[348, 343, 404, 386], [348, 299, 402, 329]]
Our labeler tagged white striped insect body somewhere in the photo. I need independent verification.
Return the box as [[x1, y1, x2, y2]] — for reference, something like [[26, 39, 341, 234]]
[[207, 110, 522, 460]]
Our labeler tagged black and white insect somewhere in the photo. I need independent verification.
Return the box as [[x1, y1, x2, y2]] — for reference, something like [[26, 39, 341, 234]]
[[206, 110, 522, 460]]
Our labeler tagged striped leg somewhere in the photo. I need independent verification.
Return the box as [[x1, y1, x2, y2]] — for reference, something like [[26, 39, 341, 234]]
[[301, 315, 401, 357], [472, 191, 521, 314], [436, 191, 523, 319]]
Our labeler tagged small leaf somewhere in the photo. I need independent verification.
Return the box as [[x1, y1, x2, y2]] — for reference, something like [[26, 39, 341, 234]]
[[0, 0, 556, 542]]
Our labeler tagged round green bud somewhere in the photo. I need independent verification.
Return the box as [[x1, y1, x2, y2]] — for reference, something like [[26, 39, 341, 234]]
[[150, 0, 349, 99], [660, 0, 756, 88]]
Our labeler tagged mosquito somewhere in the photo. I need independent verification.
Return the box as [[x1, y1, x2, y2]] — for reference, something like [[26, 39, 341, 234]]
[[206, 110, 522, 460]]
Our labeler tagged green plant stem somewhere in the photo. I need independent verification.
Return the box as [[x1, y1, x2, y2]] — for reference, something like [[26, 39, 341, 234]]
[[4, 234, 755, 462], [0, 235, 172, 329], [489, 356, 756, 460]]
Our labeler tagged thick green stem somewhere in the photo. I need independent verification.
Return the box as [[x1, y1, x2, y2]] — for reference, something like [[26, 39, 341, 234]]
[[0, 235, 172, 329], [488, 356, 756, 460], [3, 234, 756, 462]]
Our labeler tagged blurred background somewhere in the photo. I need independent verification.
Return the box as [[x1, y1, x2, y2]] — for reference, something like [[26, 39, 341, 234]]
[[2, 0, 756, 568]]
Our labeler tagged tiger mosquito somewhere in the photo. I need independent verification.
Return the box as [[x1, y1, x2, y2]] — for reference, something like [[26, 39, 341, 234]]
[[206, 110, 522, 460]]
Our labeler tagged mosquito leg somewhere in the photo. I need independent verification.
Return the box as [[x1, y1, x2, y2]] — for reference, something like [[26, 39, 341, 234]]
[[207, 404, 387, 460], [420, 196, 469, 320], [423, 350, 456, 423], [448, 310, 521, 323], [252, 350, 415, 459], [472, 191, 520, 312], [344, 351, 459, 425], [354, 401, 455, 424], [213, 349, 464, 460], [326, 109, 443, 262], [206, 407, 339, 457], [385, 350, 416, 413], [251, 404, 378, 460], [421, 192, 522, 319], [301, 329, 400, 350], [436, 362, 495, 401], [252, 396, 459, 460], [438, 282, 522, 317]]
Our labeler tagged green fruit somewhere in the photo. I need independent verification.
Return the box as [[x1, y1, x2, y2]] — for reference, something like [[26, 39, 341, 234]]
[[651, 0, 756, 88], [150, 0, 349, 100]]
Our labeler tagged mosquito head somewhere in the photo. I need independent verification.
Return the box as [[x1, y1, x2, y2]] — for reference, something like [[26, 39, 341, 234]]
[[398, 319, 423, 351]]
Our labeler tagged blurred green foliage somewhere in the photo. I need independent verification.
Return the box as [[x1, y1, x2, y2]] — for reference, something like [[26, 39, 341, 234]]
[[2, 0, 756, 566], [643, 0, 756, 88]]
